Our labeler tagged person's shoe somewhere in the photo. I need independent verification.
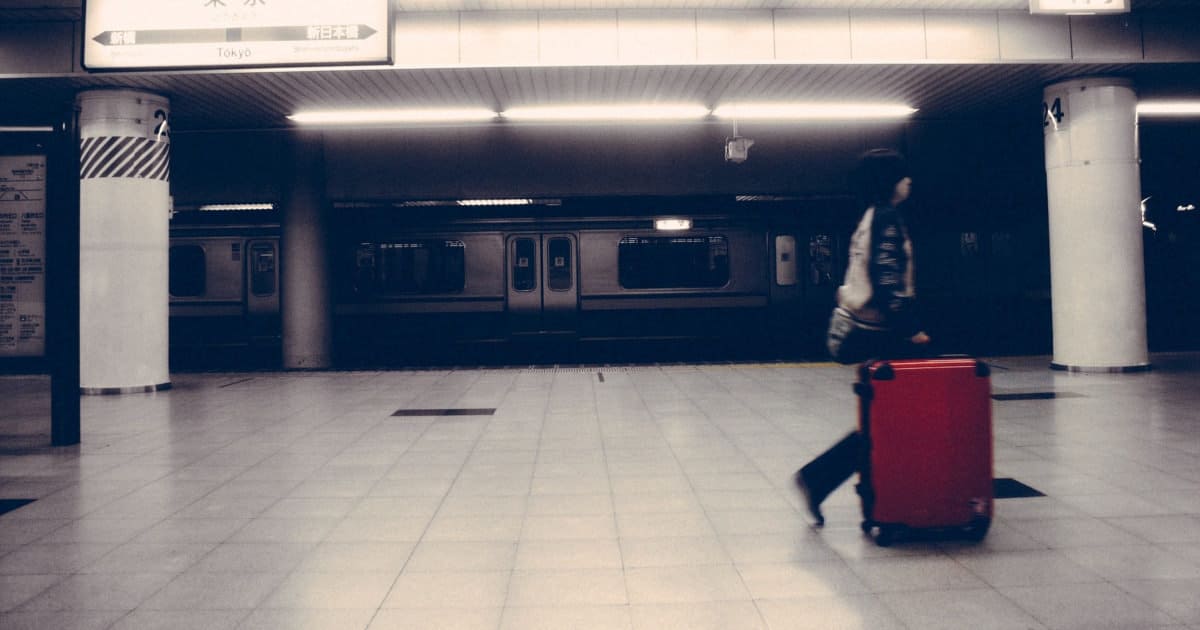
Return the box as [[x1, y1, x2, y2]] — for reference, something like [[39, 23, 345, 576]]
[[794, 469, 825, 527]]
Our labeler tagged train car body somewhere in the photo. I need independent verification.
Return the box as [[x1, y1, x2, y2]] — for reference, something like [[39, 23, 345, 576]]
[[327, 203, 819, 365], [168, 199, 842, 367], [168, 215, 281, 365]]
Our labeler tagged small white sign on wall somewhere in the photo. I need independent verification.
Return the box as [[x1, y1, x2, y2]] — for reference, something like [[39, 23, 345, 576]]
[[83, 0, 391, 70]]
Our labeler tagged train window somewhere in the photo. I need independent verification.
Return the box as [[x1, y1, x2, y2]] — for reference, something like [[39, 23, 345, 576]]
[[808, 234, 835, 287], [371, 240, 466, 294], [249, 243, 276, 296], [547, 237, 572, 291], [512, 238, 537, 292], [169, 245, 206, 297], [618, 235, 730, 289]]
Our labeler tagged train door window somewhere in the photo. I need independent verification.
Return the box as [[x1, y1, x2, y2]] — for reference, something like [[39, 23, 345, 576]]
[[169, 245, 206, 297], [249, 242, 276, 296], [354, 244, 376, 296], [775, 235, 797, 286], [547, 237, 572, 291], [512, 237, 537, 292], [617, 235, 729, 289], [808, 234, 834, 287], [376, 240, 465, 294]]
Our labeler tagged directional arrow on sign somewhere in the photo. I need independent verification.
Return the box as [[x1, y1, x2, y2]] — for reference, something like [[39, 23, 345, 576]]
[[92, 25, 378, 46]]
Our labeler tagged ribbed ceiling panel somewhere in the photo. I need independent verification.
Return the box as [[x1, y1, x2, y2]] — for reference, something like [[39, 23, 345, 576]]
[[4, 63, 1200, 129]]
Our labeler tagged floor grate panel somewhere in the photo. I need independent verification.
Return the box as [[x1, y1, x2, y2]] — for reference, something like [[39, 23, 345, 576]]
[[993, 477, 1046, 498], [0, 499, 35, 516], [392, 408, 496, 417], [992, 391, 1082, 401]]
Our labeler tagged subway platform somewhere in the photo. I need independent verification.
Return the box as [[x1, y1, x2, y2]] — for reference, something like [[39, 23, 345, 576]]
[[1, 354, 1199, 630]]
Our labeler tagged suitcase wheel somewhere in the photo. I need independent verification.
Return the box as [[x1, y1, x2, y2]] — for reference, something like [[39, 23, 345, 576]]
[[861, 521, 907, 547], [874, 524, 906, 547], [962, 517, 991, 542]]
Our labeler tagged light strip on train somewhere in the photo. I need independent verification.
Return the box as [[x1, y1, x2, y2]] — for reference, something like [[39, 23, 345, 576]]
[[1137, 102, 1200, 117], [0, 126, 55, 133], [197, 203, 276, 212], [501, 104, 710, 122], [655, 218, 692, 231], [712, 103, 917, 120], [456, 199, 533, 206], [288, 108, 500, 124]]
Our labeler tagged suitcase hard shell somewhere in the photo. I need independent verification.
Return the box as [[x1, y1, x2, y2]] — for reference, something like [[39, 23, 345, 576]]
[[854, 357, 993, 545]]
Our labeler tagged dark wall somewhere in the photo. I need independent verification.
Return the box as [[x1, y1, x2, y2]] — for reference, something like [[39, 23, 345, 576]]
[[170, 131, 289, 206], [171, 117, 1049, 209], [1138, 120, 1200, 351], [319, 122, 908, 200], [902, 118, 1054, 356], [173, 123, 908, 203]]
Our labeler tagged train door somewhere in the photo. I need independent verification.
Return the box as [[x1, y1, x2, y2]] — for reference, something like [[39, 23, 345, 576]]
[[244, 238, 280, 343], [506, 233, 578, 336]]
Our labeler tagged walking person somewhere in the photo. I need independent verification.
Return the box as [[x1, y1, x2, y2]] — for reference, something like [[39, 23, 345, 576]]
[[796, 148, 931, 526]]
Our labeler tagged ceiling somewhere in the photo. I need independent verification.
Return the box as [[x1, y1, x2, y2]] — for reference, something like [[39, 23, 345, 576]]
[[2, 0, 1197, 18], [3, 1, 1200, 131], [7, 62, 1200, 131]]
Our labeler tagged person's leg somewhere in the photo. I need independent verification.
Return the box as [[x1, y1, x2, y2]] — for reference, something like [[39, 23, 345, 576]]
[[795, 431, 862, 526]]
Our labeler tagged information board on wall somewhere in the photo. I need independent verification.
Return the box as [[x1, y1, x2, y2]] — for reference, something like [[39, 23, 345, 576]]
[[0, 155, 47, 358], [83, 0, 391, 70]]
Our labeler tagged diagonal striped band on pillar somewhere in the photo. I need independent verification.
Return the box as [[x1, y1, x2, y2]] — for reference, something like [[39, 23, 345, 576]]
[[79, 135, 170, 180]]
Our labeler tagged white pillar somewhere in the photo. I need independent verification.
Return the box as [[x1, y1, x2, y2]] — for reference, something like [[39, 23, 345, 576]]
[[281, 132, 332, 369], [1042, 78, 1149, 372], [76, 89, 171, 393]]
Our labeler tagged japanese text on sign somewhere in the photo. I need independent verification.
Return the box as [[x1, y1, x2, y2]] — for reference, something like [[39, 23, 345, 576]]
[[0, 155, 47, 357]]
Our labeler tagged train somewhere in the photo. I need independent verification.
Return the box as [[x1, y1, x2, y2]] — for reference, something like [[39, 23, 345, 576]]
[[170, 193, 1200, 369], [169, 196, 861, 367]]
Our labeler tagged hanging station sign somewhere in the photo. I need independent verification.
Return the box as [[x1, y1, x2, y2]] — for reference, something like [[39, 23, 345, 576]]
[[83, 0, 391, 71], [0, 155, 47, 358]]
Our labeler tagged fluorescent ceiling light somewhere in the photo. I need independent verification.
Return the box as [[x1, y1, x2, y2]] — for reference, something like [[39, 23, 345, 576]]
[[1137, 102, 1200, 116], [0, 126, 55, 133], [1029, 0, 1128, 15], [288, 108, 499, 124], [712, 103, 917, 120], [456, 198, 533, 206], [502, 104, 710, 122]]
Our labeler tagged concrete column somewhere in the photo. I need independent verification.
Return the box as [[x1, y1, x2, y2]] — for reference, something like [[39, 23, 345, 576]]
[[281, 131, 332, 369], [76, 89, 171, 393], [1042, 77, 1149, 372]]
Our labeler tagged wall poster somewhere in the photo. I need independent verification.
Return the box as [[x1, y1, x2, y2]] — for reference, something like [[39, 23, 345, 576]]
[[0, 155, 47, 357]]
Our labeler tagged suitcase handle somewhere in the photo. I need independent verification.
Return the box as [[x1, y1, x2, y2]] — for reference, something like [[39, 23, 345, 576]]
[[863, 357, 990, 379]]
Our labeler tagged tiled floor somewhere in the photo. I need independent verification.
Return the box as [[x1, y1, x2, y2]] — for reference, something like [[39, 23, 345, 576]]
[[2, 354, 1199, 630]]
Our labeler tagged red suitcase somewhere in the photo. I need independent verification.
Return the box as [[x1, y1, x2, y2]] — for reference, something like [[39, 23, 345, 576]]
[[854, 357, 993, 545]]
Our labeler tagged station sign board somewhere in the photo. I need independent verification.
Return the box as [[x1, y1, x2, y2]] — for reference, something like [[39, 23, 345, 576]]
[[83, 0, 391, 71], [1029, 0, 1129, 14], [0, 155, 46, 358]]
